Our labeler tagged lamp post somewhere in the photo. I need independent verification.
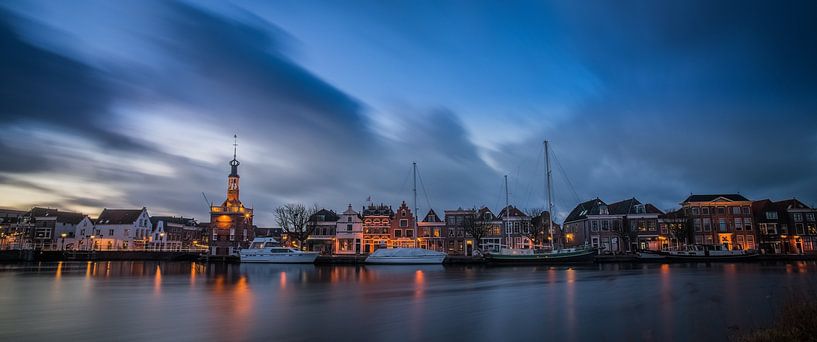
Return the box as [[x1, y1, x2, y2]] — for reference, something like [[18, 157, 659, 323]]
[[60, 233, 67, 250], [90, 235, 96, 251], [160, 232, 166, 251]]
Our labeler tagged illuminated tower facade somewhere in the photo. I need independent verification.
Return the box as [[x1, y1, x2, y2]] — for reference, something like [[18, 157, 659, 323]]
[[209, 135, 254, 256]]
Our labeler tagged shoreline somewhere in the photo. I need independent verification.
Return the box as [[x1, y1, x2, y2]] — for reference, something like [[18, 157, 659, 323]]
[[1, 250, 815, 264]]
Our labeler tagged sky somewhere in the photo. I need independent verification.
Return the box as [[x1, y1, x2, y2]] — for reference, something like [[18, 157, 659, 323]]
[[1, 0, 816, 225]]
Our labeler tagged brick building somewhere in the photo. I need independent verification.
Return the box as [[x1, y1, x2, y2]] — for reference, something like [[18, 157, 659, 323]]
[[362, 204, 393, 253], [681, 194, 754, 250]]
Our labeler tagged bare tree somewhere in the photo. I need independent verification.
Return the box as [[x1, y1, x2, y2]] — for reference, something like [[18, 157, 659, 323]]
[[274, 203, 318, 250], [462, 209, 493, 253], [613, 221, 638, 253], [524, 208, 548, 249]]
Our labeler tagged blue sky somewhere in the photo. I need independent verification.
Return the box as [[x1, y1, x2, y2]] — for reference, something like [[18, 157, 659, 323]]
[[1, 0, 816, 225]]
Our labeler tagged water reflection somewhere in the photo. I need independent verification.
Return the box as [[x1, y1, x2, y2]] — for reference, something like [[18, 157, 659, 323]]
[[0, 261, 815, 341]]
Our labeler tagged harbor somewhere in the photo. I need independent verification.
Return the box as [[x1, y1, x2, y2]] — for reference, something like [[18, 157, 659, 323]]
[[1, 260, 815, 341]]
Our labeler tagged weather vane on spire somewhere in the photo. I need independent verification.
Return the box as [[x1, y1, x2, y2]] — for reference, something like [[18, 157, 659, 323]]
[[233, 134, 238, 160]]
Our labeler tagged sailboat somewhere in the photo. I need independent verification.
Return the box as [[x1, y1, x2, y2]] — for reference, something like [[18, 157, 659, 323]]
[[485, 140, 597, 264], [365, 162, 448, 265]]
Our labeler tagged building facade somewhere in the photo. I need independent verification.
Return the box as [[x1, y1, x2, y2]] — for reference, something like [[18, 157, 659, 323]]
[[608, 198, 664, 251], [335, 205, 363, 255], [362, 204, 393, 253], [681, 194, 754, 250], [306, 209, 339, 254], [564, 198, 625, 253], [93, 207, 151, 250], [417, 209, 445, 252], [444, 208, 476, 256], [753, 199, 817, 254], [390, 201, 416, 248]]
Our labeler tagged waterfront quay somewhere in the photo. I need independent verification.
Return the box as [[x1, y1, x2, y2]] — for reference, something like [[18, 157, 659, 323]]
[[1, 260, 815, 342]]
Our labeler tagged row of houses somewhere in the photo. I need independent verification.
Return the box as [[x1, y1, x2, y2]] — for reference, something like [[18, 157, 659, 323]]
[[297, 194, 816, 256], [300, 201, 559, 256], [0, 207, 208, 251]]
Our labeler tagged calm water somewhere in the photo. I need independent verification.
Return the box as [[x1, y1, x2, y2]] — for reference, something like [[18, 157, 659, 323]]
[[0, 261, 815, 342]]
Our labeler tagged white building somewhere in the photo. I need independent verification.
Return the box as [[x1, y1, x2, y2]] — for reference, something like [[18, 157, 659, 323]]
[[92, 207, 151, 250], [334, 204, 363, 255]]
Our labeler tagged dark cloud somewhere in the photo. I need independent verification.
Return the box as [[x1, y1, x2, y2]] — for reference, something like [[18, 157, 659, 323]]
[[0, 1, 815, 224]]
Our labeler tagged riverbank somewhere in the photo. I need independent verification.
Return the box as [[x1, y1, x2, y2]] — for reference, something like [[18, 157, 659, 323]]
[[735, 295, 817, 342], [3, 249, 815, 264]]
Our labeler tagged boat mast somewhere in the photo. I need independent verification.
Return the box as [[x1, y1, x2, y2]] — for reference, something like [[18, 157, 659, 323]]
[[545, 140, 555, 251], [504, 174, 510, 250], [413, 162, 418, 248]]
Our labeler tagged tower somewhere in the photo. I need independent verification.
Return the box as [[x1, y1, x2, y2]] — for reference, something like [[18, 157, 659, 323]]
[[208, 135, 254, 257], [227, 135, 240, 202]]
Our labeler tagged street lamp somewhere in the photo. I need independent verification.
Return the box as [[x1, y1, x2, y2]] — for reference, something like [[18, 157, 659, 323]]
[[90, 235, 96, 251], [60, 233, 67, 250], [160, 232, 166, 251]]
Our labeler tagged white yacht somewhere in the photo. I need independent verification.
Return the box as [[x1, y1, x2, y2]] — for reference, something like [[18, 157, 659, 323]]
[[365, 248, 447, 264], [239, 237, 319, 263]]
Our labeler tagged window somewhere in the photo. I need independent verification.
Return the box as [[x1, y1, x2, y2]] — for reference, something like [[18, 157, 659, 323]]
[[735, 218, 742, 231], [717, 207, 725, 215], [808, 224, 817, 235], [807, 213, 815, 222], [768, 223, 778, 235], [395, 230, 402, 238], [347, 224, 352, 231], [742, 207, 751, 215], [124, 229, 130, 237], [695, 219, 702, 232], [765, 212, 778, 220], [80, 229, 85, 236], [702, 207, 710, 215], [591, 221, 599, 232], [781, 224, 788, 235], [746, 235, 755, 249], [108, 229, 114, 236], [794, 213, 803, 222], [599, 206, 609, 215], [406, 230, 413, 237], [703, 218, 711, 232], [691, 207, 700, 215], [695, 236, 703, 244], [796, 223, 805, 235], [648, 221, 656, 231], [744, 218, 752, 230], [602, 220, 610, 231], [732, 207, 741, 215], [719, 219, 727, 232], [660, 224, 668, 234], [400, 219, 408, 227], [401, 210, 406, 216], [705, 235, 714, 245], [347, 217, 352, 222]]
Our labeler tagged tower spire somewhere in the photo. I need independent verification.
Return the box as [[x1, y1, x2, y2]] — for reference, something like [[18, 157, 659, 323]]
[[233, 134, 238, 161]]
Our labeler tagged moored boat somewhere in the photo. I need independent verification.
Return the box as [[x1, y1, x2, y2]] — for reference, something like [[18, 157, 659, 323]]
[[636, 250, 667, 261], [365, 248, 447, 264], [665, 244, 758, 262], [485, 246, 597, 264], [239, 237, 320, 263]]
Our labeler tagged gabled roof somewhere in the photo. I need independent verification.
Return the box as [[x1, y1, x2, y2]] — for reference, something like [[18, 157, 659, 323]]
[[497, 205, 527, 218], [660, 208, 687, 220], [683, 194, 750, 203], [607, 198, 664, 215], [422, 209, 442, 223], [29, 207, 59, 218], [97, 208, 145, 225], [565, 198, 607, 223], [56, 211, 86, 225], [342, 204, 359, 216], [310, 209, 339, 222], [477, 207, 495, 220], [150, 216, 197, 227], [772, 198, 811, 211]]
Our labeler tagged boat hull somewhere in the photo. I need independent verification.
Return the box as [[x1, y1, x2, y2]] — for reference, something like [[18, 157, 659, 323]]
[[365, 255, 446, 265], [486, 249, 597, 264], [666, 253, 759, 262], [240, 253, 319, 264]]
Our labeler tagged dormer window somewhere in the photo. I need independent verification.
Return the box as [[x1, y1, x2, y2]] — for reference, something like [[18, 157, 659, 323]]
[[599, 206, 609, 215]]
